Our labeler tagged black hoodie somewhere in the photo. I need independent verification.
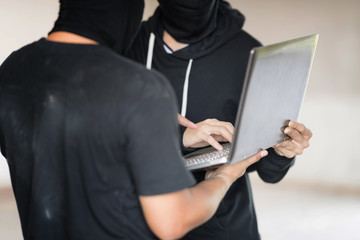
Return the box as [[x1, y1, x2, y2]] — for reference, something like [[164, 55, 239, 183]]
[[127, 1, 295, 239]]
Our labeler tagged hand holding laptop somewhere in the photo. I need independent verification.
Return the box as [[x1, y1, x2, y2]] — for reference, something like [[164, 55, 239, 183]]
[[273, 120, 313, 158], [205, 149, 268, 186]]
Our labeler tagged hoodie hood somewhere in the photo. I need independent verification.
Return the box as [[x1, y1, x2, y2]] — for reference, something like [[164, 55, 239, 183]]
[[50, 0, 144, 54], [147, 0, 245, 59]]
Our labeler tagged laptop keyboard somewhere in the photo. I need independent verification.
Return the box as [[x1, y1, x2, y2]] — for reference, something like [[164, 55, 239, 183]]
[[184, 145, 231, 167]]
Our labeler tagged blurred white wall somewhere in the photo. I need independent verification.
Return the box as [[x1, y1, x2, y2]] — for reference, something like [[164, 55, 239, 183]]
[[1, 0, 360, 189], [232, 0, 360, 188]]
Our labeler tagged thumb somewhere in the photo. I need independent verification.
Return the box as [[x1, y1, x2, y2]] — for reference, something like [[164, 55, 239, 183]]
[[177, 114, 197, 129], [239, 150, 268, 169]]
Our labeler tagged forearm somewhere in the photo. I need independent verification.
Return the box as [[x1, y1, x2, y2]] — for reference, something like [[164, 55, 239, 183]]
[[183, 174, 232, 230], [140, 174, 233, 240], [140, 151, 264, 239]]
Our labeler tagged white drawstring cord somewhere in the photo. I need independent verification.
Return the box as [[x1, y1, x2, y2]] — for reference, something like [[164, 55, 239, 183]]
[[180, 59, 193, 117], [146, 33, 155, 70], [146, 32, 193, 117]]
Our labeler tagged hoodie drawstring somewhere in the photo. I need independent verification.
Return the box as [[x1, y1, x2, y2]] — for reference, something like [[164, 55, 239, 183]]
[[146, 32, 193, 117], [181, 59, 193, 117], [146, 33, 156, 70]]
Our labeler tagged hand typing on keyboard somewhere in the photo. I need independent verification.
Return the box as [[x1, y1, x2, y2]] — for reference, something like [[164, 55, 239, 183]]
[[183, 118, 234, 151]]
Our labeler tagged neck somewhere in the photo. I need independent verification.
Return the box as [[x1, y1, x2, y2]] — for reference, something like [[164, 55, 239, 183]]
[[163, 31, 187, 51], [46, 31, 98, 45]]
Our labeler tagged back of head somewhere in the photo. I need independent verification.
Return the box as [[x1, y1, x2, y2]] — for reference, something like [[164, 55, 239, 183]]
[[50, 0, 144, 54]]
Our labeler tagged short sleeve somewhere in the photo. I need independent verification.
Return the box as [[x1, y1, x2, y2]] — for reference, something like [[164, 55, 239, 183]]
[[0, 65, 7, 159], [125, 75, 195, 196], [0, 129, 6, 158]]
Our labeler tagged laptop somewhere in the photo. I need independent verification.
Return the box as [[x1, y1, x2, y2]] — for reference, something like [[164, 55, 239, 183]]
[[184, 34, 319, 171]]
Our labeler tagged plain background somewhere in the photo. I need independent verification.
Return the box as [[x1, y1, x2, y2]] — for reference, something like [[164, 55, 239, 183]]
[[0, 0, 359, 239]]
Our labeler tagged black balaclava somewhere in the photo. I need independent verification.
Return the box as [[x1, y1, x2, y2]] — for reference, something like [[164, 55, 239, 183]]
[[158, 0, 219, 44], [50, 0, 144, 54]]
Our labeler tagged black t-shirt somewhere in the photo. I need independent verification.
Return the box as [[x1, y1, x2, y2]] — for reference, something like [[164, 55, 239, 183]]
[[0, 39, 195, 240]]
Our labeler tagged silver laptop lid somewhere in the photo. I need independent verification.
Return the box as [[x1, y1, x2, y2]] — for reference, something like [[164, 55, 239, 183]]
[[230, 34, 318, 163]]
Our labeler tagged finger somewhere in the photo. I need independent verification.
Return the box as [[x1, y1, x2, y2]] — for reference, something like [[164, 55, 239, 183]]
[[284, 127, 303, 142], [279, 127, 310, 150], [198, 131, 223, 150], [274, 140, 303, 156], [273, 147, 296, 158], [213, 135, 229, 142], [274, 140, 292, 149], [274, 139, 301, 153], [203, 118, 219, 124], [201, 119, 234, 134], [202, 125, 233, 143], [240, 150, 268, 169], [201, 118, 218, 126], [209, 121, 235, 135], [289, 121, 312, 139], [177, 114, 197, 129]]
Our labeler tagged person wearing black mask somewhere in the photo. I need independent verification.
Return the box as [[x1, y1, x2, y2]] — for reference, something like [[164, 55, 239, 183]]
[[0, 0, 270, 239], [127, 0, 313, 239]]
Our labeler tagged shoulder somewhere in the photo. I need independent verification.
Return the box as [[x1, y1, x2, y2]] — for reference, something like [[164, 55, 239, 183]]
[[64, 49, 176, 140], [0, 40, 39, 71], [77, 47, 175, 110], [213, 30, 261, 58], [204, 30, 261, 60], [234, 30, 262, 48], [100, 48, 170, 92]]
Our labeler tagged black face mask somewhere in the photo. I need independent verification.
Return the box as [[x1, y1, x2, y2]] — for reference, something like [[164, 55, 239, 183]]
[[50, 0, 144, 54], [158, 0, 219, 44]]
